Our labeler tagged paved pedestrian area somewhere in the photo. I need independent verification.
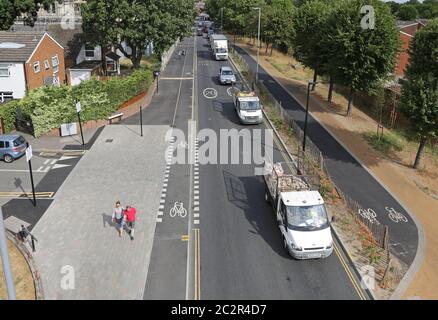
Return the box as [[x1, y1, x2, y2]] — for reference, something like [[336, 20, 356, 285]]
[[31, 124, 170, 299]]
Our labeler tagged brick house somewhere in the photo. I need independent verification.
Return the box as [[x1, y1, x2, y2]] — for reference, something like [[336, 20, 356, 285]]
[[394, 20, 428, 79], [0, 31, 65, 102]]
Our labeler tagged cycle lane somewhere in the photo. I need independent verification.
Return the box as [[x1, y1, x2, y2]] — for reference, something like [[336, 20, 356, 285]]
[[232, 44, 419, 268]]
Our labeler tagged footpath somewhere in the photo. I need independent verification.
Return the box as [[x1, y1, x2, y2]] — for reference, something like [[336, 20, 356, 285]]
[[234, 40, 437, 300]]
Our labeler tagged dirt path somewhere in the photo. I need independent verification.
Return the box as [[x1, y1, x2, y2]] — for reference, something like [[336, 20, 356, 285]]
[[235, 40, 438, 299], [0, 239, 36, 300]]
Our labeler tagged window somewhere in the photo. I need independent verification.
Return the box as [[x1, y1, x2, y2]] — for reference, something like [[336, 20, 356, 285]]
[[85, 45, 95, 58], [0, 92, 13, 103], [44, 60, 50, 70], [0, 141, 9, 148], [0, 63, 10, 77], [52, 55, 59, 73], [33, 61, 40, 73]]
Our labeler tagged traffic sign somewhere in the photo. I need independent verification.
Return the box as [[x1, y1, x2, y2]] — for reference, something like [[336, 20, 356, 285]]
[[25, 145, 33, 162], [75, 101, 81, 113]]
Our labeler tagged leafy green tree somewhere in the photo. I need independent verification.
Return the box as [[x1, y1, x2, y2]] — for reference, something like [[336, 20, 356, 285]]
[[291, 0, 334, 92], [400, 19, 438, 169], [0, 0, 55, 30], [397, 5, 419, 20], [324, 0, 400, 116], [81, 0, 195, 69]]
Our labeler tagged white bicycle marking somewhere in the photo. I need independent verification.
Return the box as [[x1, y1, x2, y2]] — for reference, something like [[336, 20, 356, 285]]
[[358, 208, 380, 225], [227, 87, 239, 97], [169, 202, 187, 218], [203, 88, 218, 99], [386, 207, 408, 223]]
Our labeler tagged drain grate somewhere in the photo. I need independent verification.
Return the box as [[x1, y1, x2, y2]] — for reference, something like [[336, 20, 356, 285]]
[[105, 139, 114, 143]]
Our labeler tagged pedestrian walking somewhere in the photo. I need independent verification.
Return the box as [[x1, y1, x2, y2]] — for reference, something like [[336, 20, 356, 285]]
[[112, 201, 125, 237], [124, 205, 137, 241]]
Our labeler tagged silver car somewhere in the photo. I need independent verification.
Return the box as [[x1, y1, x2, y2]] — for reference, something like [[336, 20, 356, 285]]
[[219, 66, 236, 85]]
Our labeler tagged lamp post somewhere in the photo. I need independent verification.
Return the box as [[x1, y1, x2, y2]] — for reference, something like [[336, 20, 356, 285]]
[[302, 80, 321, 152], [253, 7, 261, 84], [220, 8, 224, 32]]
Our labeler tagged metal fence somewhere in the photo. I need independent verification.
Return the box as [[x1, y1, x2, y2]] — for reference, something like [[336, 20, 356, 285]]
[[230, 46, 390, 252]]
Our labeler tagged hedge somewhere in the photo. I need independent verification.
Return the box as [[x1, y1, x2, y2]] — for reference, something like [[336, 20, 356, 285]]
[[0, 68, 153, 137]]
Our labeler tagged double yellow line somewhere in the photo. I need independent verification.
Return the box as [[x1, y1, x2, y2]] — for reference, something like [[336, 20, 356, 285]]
[[0, 191, 54, 199]]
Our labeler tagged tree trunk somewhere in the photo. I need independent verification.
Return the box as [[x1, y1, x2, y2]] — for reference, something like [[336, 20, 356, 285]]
[[311, 69, 317, 91], [270, 44, 274, 57], [265, 42, 269, 55], [132, 47, 143, 69], [100, 45, 107, 76], [413, 137, 427, 169], [328, 76, 334, 103], [346, 87, 355, 117]]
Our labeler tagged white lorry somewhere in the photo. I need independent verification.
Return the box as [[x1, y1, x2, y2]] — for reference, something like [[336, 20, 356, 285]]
[[209, 34, 228, 60], [264, 162, 333, 259], [232, 91, 263, 124]]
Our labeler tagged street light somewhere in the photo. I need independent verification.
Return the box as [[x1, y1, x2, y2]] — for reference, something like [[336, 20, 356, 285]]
[[0, 207, 16, 300], [253, 7, 261, 84], [220, 8, 224, 32], [302, 80, 322, 152]]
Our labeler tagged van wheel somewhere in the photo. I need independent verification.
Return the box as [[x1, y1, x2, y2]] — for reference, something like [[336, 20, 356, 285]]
[[4, 154, 13, 163]]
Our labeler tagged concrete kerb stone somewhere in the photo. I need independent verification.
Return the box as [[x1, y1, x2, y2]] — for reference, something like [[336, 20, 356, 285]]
[[6, 230, 44, 300], [235, 43, 426, 300], [229, 51, 375, 300]]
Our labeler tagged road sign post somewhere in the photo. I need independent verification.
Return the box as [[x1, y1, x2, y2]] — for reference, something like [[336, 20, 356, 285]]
[[154, 71, 160, 94], [0, 207, 16, 300], [140, 105, 143, 137], [76, 101, 85, 146], [26, 144, 36, 207]]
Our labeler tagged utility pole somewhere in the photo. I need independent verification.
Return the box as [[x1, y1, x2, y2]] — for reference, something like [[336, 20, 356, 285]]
[[0, 207, 16, 300]]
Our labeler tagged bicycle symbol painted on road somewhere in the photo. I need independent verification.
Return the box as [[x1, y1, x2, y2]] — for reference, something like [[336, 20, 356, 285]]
[[358, 208, 380, 225], [227, 87, 239, 97], [386, 207, 408, 223], [170, 202, 187, 218], [203, 88, 218, 99]]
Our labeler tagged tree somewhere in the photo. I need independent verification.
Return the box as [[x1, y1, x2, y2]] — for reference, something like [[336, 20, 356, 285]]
[[324, 0, 400, 116], [398, 5, 419, 20], [0, 0, 55, 30], [291, 0, 334, 92], [81, 0, 195, 69], [400, 19, 438, 169]]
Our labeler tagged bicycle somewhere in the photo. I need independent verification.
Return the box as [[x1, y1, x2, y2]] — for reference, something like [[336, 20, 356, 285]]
[[386, 207, 408, 223], [170, 202, 187, 218], [358, 208, 380, 225]]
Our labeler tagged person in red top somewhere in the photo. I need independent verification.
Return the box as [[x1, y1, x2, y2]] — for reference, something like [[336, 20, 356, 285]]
[[124, 205, 137, 241]]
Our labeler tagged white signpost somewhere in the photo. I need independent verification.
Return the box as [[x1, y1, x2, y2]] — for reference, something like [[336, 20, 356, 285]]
[[25, 145, 33, 162], [26, 145, 36, 206], [75, 101, 82, 113]]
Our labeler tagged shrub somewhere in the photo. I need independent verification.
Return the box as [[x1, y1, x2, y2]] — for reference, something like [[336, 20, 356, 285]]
[[363, 131, 404, 154], [0, 68, 153, 137]]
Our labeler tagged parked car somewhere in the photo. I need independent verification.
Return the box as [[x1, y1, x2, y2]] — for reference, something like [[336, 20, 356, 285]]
[[0, 134, 27, 163], [219, 66, 236, 85]]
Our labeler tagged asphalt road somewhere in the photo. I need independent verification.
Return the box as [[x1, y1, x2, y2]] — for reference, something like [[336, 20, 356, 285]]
[[232, 45, 418, 267], [196, 34, 364, 299]]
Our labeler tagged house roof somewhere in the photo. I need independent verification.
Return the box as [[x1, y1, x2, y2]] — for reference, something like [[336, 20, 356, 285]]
[[47, 24, 84, 61], [105, 51, 120, 61], [0, 31, 45, 62], [69, 60, 101, 70]]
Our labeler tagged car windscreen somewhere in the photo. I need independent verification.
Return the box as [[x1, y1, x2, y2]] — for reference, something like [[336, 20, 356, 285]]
[[221, 70, 233, 75], [217, 48, 227, 53], [13, 136, 26, 147], [286, 204, 329, 231], [239, 100, 260, 110]]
